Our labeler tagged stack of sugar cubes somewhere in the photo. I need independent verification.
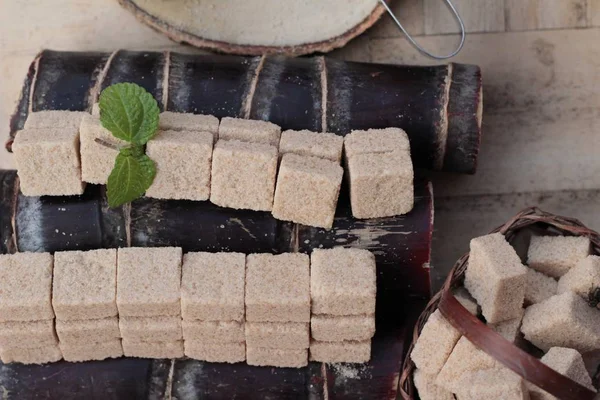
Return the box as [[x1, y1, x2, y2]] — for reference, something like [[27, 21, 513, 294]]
[[245, 253, 311, 368], [82, 109, 219, 201], [343, 128, 414, 219], [272, 130, 344, 229], [53, 249, 122, 362], [181, 252, 246, 363], [309, 248, 376, 363], [117, 247, 184, 359], [410, 233, 600, 400], [0, 252, 61, 364]]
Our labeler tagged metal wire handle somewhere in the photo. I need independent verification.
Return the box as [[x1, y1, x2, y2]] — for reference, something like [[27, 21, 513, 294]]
[[378, 0, 466, 60]]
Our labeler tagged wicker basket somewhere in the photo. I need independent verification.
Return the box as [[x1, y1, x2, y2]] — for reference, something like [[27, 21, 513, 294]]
[[399, 207, 600, 400]]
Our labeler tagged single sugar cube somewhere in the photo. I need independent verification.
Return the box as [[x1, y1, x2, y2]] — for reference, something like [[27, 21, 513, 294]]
[[245, 322, 309, 350], [344, 128, 411, 158], [218, 117, 281, 147], [13, 128, 85, 196], [56, 317, 120, 345], [0, 252, 54, 321], [245, 253, 310, 322], [310, 315, 375, 342], [119, 316, 182, 342], [410, 310, 461, 375], [247, 347, 308, 368], [272, 154, 343, 229], [52, 249, 118, 320], [453, 369, 527, 400], [525, 268, 557, 305], [435, 336, 499, 393], [210, 140, 278, 211], [182, 320, 244, 343], [24, 110, 87, 130], [181, 252, 245, 321], [159, 112, 219, 140], [521, 292, 600, 352], [279, 130, 343, 162], [453, 287, 479, 315], [346, 151, 414, 219], [0, 320, 57, 348], [0, 344, 62, 365], [122, 339, 184, 359], [528, 347, 596, 400], [558, 255, 600, 298], [60, 339, 123, 362], [145, 130, 213, 201], [464, 233, 527, 323], [488, 310, 524, 343], [117, 247, 182, 317], [309, 340, 371, 363], [413, 369, 454, 400], [528, 236, 590, 278], [79, 114, 127, 184], [185, 341, 245, 363], [310, 248, 376, 316]]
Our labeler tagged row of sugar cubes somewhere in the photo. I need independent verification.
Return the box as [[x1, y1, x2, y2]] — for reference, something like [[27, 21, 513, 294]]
[[0, 247, 376, 366], [411, 234, 600, 400], [13, 111, 414, 227]]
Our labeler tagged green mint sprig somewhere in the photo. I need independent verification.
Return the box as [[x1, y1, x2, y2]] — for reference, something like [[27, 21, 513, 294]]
[[98, 83, 159, 208]]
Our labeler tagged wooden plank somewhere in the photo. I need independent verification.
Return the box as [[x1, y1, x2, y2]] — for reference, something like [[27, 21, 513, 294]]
[[369, 0, 425, 38], [424, 0, 505, 34], [505, 0, 588, 31], [590, 0, 600, 26], [371, 29, 600, 196], [432, 189, 600, 291]]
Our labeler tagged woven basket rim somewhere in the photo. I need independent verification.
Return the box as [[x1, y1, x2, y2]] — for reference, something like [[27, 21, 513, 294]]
[[399, 206, 600, 400]]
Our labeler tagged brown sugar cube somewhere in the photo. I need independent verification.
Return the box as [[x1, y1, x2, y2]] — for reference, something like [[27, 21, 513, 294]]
[[245, 253, 310, 322], [453, 369, 527, 400], [528, 347, 596, 400], [185, 341, 245, 363], [528, 236, 590, 278], [413, 369, 454, 400], [116, 247, 182, 317], [558, 255, 600, 298], [13, 127, 85, 196], [210, 140, 278, 211], [0, 252, 54, 321], [488, 309, 524, 343], [453, 287, 479, 315], [24, 110, 87, 130], [0, 344, 62, 365], [182, 320, 244, 343], [60, 339, 123, 362], [464, 233, 527, 323], [79, 114, 127, 184], [159, 112, 219, 140], [122, 339, 184, 359], [0, 320, 57, 348], [181, 252, 245, 321], [53, 249, 117, 320], [410, 310, 461, 375], [218, 117, 281, 147], [245, 322, 309, 350], [346, 151, 413, 219], [310, 248, 376, 316], [521, 292, 600, 352], [119, 316, 182, 342], [279, 130, 343, 162], [343, 127, 411, 158], [56, 317, 120, 345], [525, 268, 557, 305], [310, 315, 375, 342], [247, 347, 308, 368], [272, 154, 343, 229], [309, 340, 371, 363], [145, 130, 213, 200]]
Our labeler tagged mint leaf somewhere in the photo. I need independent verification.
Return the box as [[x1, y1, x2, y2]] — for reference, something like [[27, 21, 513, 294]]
[[107, 146, 156, 208], [99, 83, 159, 145]]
